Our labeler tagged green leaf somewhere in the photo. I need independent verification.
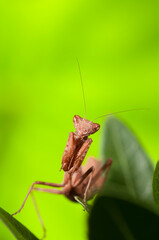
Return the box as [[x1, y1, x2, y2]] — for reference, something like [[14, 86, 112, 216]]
[[153, 160, 159, 206], [0, 207, 39, 240], [100, 117, 157, 213], [88, 196, 159, 240]]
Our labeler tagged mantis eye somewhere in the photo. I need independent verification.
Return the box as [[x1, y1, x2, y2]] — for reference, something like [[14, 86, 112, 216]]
[[92, 123, 100, 132], [73, 115, 82, 126]]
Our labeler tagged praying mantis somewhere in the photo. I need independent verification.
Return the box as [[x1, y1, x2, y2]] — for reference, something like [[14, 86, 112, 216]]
[[12, 115, 112, 215], [12, 61, 144, 239]]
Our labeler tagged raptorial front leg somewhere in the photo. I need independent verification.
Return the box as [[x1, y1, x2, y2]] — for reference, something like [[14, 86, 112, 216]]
[[12, 181, 64, 216], [69, 138, 92, 174], [61, 132, 76, 171]]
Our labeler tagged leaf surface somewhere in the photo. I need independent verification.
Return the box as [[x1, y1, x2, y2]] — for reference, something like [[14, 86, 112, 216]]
[[0, 207, 39, 240], [100, 117, 156, 212], [89, 196, 159, 240], [153, 160, 159, 206]]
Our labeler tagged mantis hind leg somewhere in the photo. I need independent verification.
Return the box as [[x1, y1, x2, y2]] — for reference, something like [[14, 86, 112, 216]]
[[73, 159, 112, 209], [73, 166, 95, 209], [12, 181, 64, 216], [79, 158, 112, 204], [31, 192, 46, 239], [31, 188, 64, 239], [90, 158, 112, 187], [12, 181, 64, 239]]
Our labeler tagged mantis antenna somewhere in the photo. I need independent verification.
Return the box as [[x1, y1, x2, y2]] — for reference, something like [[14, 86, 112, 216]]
[[92, 108, 149, 121], [76, 58, 87, 118]]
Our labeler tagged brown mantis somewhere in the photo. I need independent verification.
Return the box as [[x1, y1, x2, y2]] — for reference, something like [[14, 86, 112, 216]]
[[12, 115, 112, 214], [12, 116, 113, 239], [12, 60, 146, 239]]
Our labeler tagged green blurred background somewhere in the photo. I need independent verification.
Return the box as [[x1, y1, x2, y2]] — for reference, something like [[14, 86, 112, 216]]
[[0, 0, 159, 239]]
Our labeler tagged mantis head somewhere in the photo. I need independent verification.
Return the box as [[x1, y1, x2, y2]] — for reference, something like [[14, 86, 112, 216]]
[[73, 115, 100, 139]]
